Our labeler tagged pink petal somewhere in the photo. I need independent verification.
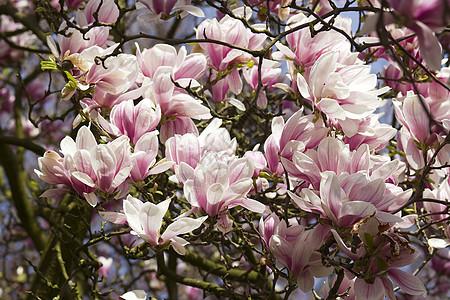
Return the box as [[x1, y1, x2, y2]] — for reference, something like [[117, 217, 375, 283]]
[[388, 269, 427, 296], [354, 277, 385, 300]]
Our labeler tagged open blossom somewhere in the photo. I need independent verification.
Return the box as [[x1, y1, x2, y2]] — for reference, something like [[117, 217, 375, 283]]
[[275, 13, 356, 82], [296, 51, 389, 137], [423, 179, 450, 221], [284, 136, 407, 192], [269, 224, 332, 292], [123, 196, 207, 255], [341, 113, 397, 151], [35, 126, 132, 206], [105, 98, 161, 145], [136, 44, 207, 87], [264, 109, 328, 176], [395, 92, 450, 170], [259, 213, 305, 249], [387, 0, 448, 70], [290, 172, 378, 228], [76, 0, 119, 25], [86, 54, 139, 97], [143, 66, 211, 142], [290, 171, 406, 228], [243, 59, 286, 108], [130, 132, 174, 182], [196, 8, 266, 72], [182, 153, 265, 217], [54, 0, 118, 59], [165, 118, 237, 182]]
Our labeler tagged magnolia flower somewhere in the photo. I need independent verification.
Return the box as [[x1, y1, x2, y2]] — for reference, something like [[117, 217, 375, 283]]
[[144, 66, 211, 142], [136, 0, 204, 22], [76, 0, 119, 25], [136, 43, 207, 87], [36, 126, 132, 206], [423, 179, 450, 222], [269, 224, 332, 292], [394, 92, 431, 144], [130, 132, 174, 182], [275, 13, 356, 80], [98, 256, 113, 278], [296, 51, 389, 137], [196, 7, 266, 72], [264, 109, 328, 176], [285, 136, 371, 189], [259, 213, 304, 249], [182, 153, 265, 217], [289, 172, 378, 228], [123, 196, 207, 255], [243, 59, 286, 108], [86, 54, 139, 96], [106, 98, 161, 145], [165, 118, 237, 183]]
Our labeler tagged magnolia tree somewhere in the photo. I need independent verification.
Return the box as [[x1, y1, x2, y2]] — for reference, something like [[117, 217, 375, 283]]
[[0, 0, 449, 299]]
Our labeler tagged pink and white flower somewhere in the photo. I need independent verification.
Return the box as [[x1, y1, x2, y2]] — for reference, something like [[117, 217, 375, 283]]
[[182, 153, 265, 217], [123, 196, 207, 255]]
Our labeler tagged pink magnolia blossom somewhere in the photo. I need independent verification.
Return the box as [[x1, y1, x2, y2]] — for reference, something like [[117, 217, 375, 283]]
[[106, 98, 161, 145], [208, 70, 246, 110], [387, 0, 448, 70], [76, 0, 119, 25], [269, 224, 332, 292], [136, 0, 204, 22], [182, 153, 265, 217], [259, 213, 304, 249], [243, 59, 286, 108], [123, 196, 207, 255], [394, 92, 431, 144], [395, 92, 450, 170], [86, 54, 139, 97], [98, 256, 113, 278], [243, 148, 267, 177], [196, 8, 266, 71], [144, 66, 211, 142], [35, 126, 132, 206], [130, 132, 174, 182], [274, 13, 356, 82], [136, 44, 207, 87], [264, 109, 328, 176], [197, 118, 236, 156], [361, 0, 448, 70], [423, 179, 450, 221], [341, 113, 397, 151], [165, 118, 237, 183], [165, 133, 201, 170], [289, 172, 379, 228], [296, 51, 389, 137], [159, 116, 199, 144], [285, 136, 371, 189]]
